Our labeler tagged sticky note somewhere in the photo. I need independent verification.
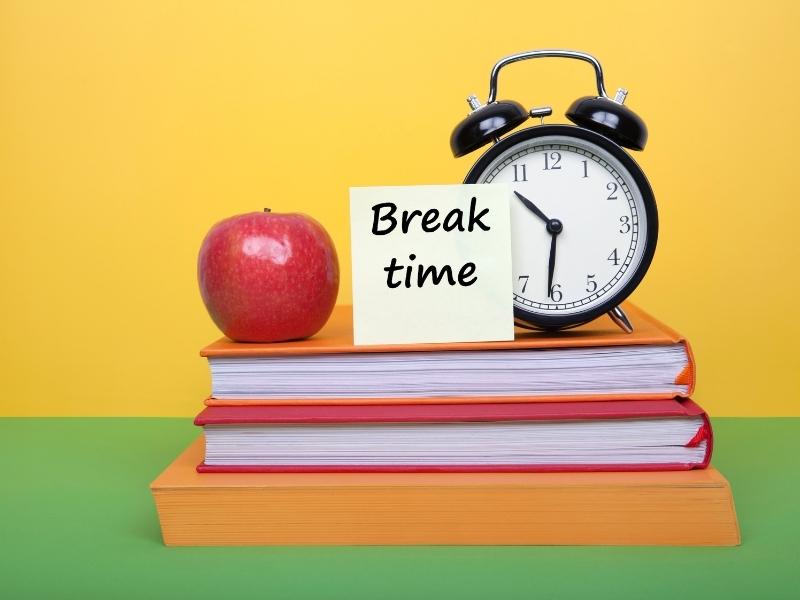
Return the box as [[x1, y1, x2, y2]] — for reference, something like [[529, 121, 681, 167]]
[[349, 184, 514, 345]]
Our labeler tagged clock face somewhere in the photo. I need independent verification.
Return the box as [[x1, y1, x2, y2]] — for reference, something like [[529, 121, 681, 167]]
[[473, 131, 654, 322]]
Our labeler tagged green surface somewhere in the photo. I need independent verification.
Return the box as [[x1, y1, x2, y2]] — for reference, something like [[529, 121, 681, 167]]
[[1, 418, 798, 599]]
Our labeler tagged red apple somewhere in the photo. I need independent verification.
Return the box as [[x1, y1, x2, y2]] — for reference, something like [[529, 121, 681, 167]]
[[198, 210, 339, 342]]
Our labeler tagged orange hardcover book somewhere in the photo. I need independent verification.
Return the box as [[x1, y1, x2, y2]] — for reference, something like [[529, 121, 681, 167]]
[[202, 303, 695, 405], [151, 437, 739, 546]]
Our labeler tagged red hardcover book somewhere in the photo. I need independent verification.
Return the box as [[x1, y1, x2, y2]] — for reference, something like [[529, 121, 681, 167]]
[[195, 398, 712, 473]]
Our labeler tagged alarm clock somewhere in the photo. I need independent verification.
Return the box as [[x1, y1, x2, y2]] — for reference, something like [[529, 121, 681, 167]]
[[450, 49, 657, 333]]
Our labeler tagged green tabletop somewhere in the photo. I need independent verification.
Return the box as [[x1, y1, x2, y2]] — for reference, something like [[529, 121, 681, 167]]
[[1, 418, 797, 599]]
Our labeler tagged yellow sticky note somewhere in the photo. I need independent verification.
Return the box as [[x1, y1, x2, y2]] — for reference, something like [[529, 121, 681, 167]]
[[349, 184, 514, 346]]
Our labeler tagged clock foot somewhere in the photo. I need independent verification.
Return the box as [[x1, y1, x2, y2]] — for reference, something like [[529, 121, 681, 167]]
[[608, 305, 633, 334]]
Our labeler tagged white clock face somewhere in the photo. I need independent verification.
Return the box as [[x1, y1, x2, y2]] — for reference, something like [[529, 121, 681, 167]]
[[476, 134, 649, 317]]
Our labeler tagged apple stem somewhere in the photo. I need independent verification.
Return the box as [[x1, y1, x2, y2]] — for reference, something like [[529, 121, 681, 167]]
[[263, 208, 272, 213]]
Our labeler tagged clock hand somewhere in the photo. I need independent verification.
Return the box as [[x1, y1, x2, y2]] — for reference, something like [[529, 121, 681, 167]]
[[514, 191, 550, 225], [513, 190, 563, 299], [545, 218, 563, 299]]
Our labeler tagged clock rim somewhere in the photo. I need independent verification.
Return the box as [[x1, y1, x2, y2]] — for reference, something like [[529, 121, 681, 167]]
[[463, 124, 658, 330]]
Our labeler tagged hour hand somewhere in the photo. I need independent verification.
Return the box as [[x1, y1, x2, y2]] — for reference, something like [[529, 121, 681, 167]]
[[513, 191, 550, 224]]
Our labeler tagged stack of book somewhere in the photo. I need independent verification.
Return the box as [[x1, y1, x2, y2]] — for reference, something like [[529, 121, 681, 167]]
[[151, 305, 740, 546]]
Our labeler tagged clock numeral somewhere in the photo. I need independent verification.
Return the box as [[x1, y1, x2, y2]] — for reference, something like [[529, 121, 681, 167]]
[[549, 283, 563, 302], [513, 164, 527, 182], [543, 152, 562, 170], [585, 274, 597, 293], [606, 182, 619, 200], [517, 275, 530, 293], [582, 160, 589, 178], [607, 248, 620, 266], [619, 215, 631, 234]]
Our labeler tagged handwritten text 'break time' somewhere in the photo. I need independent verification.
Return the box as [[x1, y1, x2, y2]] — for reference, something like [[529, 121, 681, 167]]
[[371, 197, 491, 289]]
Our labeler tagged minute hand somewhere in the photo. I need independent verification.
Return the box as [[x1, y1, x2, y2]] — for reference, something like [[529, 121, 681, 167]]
[[513, 191, 550, 224], [547, 233, 558, 298], [546, 218, 563, 299]]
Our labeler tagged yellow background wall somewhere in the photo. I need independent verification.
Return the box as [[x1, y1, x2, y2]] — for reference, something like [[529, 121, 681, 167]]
[[1, 1, 798, 416]]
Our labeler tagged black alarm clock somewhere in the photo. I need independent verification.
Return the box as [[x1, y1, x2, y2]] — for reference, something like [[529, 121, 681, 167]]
[[451, 50, 657, 333]]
